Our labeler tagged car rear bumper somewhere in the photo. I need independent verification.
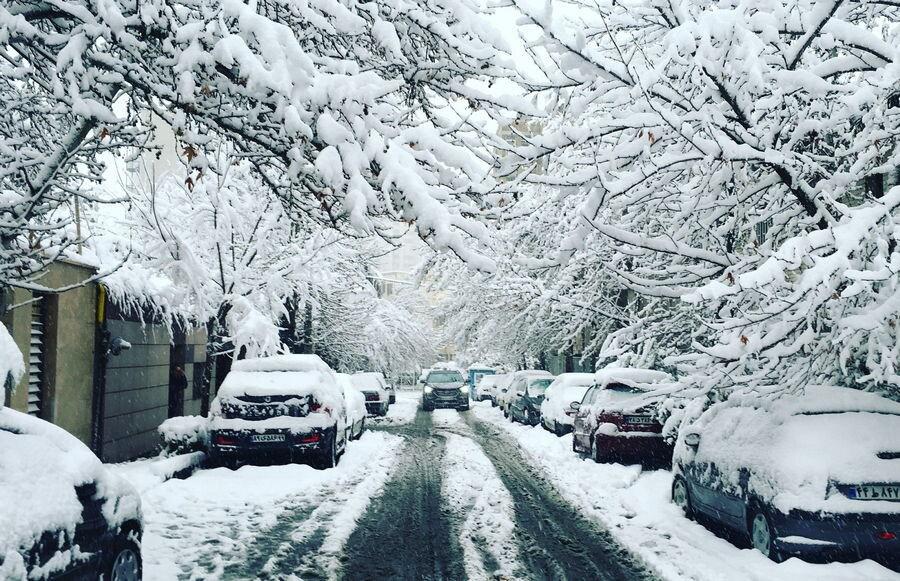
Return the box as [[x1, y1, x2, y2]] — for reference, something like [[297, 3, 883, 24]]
[[595, 432, 673, 461], [210, 428, 329, 459], [773, 510, 900, 564]]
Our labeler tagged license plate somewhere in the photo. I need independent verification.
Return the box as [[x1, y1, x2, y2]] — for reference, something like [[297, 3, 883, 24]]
[[847, 485, 900, 501], [250, 434, 286, 443], [624, 415, 655, 425]]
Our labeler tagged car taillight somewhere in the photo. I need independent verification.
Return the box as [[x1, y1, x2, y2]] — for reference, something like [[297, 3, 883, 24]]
[[877, 531, 896, 541], [215, 434, 238, 446], [298, 433, 321, 444], [309, 400, 321, 412]]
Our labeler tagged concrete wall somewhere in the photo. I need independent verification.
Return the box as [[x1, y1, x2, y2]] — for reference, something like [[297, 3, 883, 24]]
[[1, 260, 97, 447]]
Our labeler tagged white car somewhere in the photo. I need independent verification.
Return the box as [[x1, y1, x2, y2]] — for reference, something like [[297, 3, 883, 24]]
[[489, 373, 512, 407], [209, 354, 348, 469], [539, 373, 596, 435], [673, 386, 900, 565], [336, 373, 366, 440], [500, 370, 553, 417], [474, 374, 501, 402], [352, 372, 390, 416]]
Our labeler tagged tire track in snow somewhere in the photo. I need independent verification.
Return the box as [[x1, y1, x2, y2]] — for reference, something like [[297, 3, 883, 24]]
[[226, 432, 405, 580], [441, 432, 522, 580]]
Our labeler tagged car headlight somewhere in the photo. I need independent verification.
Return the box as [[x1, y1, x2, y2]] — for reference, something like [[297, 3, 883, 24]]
[[424, 386, 433, 394], [460, 386, 469, 394]]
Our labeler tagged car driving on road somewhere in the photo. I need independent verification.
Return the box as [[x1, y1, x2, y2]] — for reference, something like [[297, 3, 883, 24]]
[[540, 373, 595, 435], [571, 368, 672, 464], [509, 374, 555, 426], [0, 406, 143, 580], [352, 372, 391, 416], [209, 354, 349, 469], [336, 373, 367, 440], [422, 369, 470, 411], [672, 386, 900, 566]]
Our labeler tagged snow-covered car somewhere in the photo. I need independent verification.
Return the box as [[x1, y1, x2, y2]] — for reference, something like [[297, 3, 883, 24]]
[[421, 369, 470, 411], [672, 386, 900, 566], [489, 373, 512, 407], [509, 373, 555, 426], [352, 372, 390, 416], [501, 370, 553, 418], [571, 368, 673, 463], [474, 374, 502, 402], [209, 355, 348, 469], [466, 365, 496, 392], [540, 373, 596, 435], [0, 407, 143, 580], [336, 373, 366, 440]]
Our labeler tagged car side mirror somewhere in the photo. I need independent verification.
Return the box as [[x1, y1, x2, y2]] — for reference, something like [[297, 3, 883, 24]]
[[684, 432, 701, 448], [569, 401, 581, 411]]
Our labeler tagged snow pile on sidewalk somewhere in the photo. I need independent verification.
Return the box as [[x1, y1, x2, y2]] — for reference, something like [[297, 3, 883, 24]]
[[473, 403, 897, 581], [442, 433, 521, 580], [110, 452, 207, 494]]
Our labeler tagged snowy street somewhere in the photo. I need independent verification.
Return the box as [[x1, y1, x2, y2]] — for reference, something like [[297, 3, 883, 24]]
[[104, 390, 899, 581], [112, 391, 649, 580]]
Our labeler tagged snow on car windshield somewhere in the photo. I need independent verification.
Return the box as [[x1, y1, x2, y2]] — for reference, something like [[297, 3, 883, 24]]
[[427, 371, 463, 383], [528, 379, 553, 394]]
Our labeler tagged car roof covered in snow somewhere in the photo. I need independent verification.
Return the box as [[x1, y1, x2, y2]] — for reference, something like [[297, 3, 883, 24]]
[[0, 407, 140, 572], [594, 367, 671, 388], [219, 355, 339, 399], [352, 372, 386, 390], [232, 354, 333, 374]]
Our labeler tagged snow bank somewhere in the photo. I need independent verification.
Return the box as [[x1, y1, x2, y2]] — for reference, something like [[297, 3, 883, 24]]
[[442, 434, 520, 579], [0, 408, 140, 577], [158, 415, 209, 456], [368, 391, 419, 426], [472, 403, 896, 581]]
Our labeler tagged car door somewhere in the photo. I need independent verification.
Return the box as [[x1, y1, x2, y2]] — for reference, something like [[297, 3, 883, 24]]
[[510, 379, 525, 419], [683, 441, 748, 531], [573, 387, 598, 451]]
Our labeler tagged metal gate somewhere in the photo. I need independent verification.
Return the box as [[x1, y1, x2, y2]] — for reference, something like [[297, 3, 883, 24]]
[[28, 298, 46, 416]]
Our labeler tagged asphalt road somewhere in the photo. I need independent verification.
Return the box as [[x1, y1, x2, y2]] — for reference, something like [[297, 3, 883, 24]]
[[342, 407, 655, 581]]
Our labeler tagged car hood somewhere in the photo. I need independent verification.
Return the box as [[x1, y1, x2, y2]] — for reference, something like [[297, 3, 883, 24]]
[[427, 382, 465, 389]]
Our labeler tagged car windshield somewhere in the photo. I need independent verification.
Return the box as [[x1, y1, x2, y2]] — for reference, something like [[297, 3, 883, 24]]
[[604, 383, 644, 394], [528, 379, 553, 395], [428, 371, 463, 383]]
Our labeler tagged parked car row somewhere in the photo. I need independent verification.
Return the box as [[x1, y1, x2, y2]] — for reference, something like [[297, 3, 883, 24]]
[[478, 368, 900, 568]]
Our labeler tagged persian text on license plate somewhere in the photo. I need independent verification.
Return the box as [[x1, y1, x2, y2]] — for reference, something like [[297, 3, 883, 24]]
[[625, 415, 655, 424], [251, 433, 286, 443], [848, 484, 900, 501]]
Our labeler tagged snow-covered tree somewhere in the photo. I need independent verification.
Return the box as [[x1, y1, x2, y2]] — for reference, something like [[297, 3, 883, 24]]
[[96, 151, 434, 374], [0, 0, 522, 297], [496, 0, 900, 396]]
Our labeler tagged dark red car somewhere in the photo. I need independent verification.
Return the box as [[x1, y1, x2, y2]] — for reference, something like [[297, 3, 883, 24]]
[[571, 369, 673, 464]]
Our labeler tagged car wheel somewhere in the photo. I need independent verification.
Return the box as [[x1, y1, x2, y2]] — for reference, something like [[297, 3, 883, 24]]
[[105, 535, 142, 581], [316, 430, 338, 469], [671, 476, 694, 520], [749, 506, 784, 562]]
